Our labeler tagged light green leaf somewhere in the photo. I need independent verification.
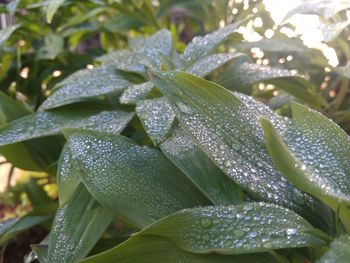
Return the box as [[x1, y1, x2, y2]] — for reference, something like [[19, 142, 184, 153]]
[[160, 126, 243, 205], [79, 236, 275, 263], [150, 71, 331, 230], [0, 24, 20, 46], [119, 82, 154, 104], [39, 67, 130, 110], [185, 53, 245, 77], [317, 235, 350, 263], [48, 185, 113, 263], [141, 203, 325, 254], [261, 103, 350, 209], [0, 203, 57, 245], [283, 0, 350, 21], [182, 20, 244, 65], [64, 129, 209, 228], [136, 97, 175, 145], [0, 110, 134, 146], [46, 0, 66, 23], [36, 33, 64, 60]]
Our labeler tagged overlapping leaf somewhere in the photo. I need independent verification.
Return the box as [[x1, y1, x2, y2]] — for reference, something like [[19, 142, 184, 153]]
[[150, 71, 331, 230], [317, 235, 350, 263], [119, 82, 154, 104], [63, 129, 209, 228]]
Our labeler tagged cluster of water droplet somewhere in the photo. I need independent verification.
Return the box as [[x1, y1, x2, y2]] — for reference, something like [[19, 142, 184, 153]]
[[120, 82, 154, 104]]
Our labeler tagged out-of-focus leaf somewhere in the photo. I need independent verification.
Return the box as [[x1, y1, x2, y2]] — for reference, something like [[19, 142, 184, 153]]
[[141, 203, 325, 254], [136, 97, 175, 145], [0, 110, 134, 146], [0, 203, 57, 245], [79, 236, 275, 263], [261, 103, 350, 210], [185, 53, 245, 77], [182, 20, 244, 65], [119, 82, 153, 104], [39, 67, 130, 110], [0, 91, 31, 126], [160, 126, 243, 205], [318, 20, 350, 42], [25, 179, 53, 207], [150, 71, 332, 230], [36, 33, 64, 60], [317, 235, 350, 263], [48, 185, 112, 263], [0, 24, 20, 46], [104, 14, 144, 32], [283, 0, 350, 21], [46, 0, 66, 23], [63, 129, 210, 228]]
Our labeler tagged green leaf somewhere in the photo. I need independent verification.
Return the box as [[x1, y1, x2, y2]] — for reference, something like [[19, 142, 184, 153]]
[[317, 235, 350, 263], [64, 129, 209, 228], [0, 24, 20, 46], [119, 82, 154, 104], [318, 19, 350, 43], [283, 0, 350, 21], [0, 110, 133, 146], [46, 0, 66, 23], [261, 103, 350, 209], [25, 179, 53, 207], [36, 33, 64, 60], [104, 14, 144, 32], [150, 71, 331, 230], [0, 91, 31, 126], [48, 185, 113, 263], [79, 236, 275, 263], [39, 67, 131, 110], [160, 125, 243, 205], [0, 203, 57, 245], [182, 20, 244, 65], [185, 53, 245, 77], [141, 203, 325, 254], [136, 97, 175, 145]]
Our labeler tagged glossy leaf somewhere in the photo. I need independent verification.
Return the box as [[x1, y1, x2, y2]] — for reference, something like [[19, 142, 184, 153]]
[[318, 20, 350, 43], [160, 126, 243, 205], [136, 97, 175, 145], [0, 24, 20, 46], [64, 129, 209, 228], [47, 0, 66, 23], [318, 235, 350, 263], [48, 185, 113, 263], [185, 53, 245, 77], [150, 71, 331, 229], [119, 82, 153, 104], [261, 103, 350, 209], [141, 203, 325, 254], [182, 20, 243, 65], [0, 110, 133, 146], [80, 236, 275, 263], [39, 67, 130, 110]]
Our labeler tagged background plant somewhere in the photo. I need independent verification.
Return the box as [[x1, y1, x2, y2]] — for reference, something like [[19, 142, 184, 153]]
[[0, 0, 350, 262]]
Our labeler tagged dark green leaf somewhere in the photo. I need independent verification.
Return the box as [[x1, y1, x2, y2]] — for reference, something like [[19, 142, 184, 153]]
[[64, 129, 209, 228], [48, 185, 113, 263], [46, 0, 66, 23]]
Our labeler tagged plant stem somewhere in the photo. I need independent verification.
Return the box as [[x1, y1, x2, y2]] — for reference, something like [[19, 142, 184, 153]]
[[144, 0, 160, 30], [6, 165, 14, 190], [330, 78, 349, 114]]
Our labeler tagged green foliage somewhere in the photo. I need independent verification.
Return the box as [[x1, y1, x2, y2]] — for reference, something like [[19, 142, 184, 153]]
[[1, 0, 350, 263]]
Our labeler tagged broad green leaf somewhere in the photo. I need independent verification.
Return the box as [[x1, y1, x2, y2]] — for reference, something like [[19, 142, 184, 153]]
[[283, 0, 350, 21], [136, 97, 175, 145], [0, 24, 20, 46], [0, 110, 133, 146], [57, 145, 81, 206], [46, 0, 66, 23], [0, 203, 57, 245], [119, 82, 154, 104], [39, 67, 130, 110], [141, 203, 325, 254], [57, 111, 131, 206], [79, 236, 275, 263], [0, 91, 31, 126], [36, 33, 64, 60], [48, 185, 113, 263], [317, 235, 350, 263], [97, 50, 156, 74], [129, 29, 172, 68], [261, 103, 350, 209], [160, 126, 243, 205], [104, 14, 144, 32], [150, 71, 331, 230], [64, 129, 209, 228], [182, 20, 243, 65], [185, 53, 245, 77]]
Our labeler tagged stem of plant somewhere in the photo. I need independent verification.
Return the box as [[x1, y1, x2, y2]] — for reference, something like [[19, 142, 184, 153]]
[[144, 0, 161, 30], [329, 78, 349, 114], [6, 165, 14, 191]]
